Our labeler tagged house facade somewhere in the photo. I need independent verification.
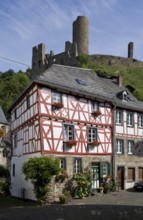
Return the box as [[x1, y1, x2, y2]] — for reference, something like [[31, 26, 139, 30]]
[[9, 64, 143, 200], [0, 106, 10, 167], [100, 76, 143, 190], [9, 64, 113, 200]]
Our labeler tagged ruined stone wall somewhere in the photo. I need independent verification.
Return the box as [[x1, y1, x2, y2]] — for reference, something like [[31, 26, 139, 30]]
[[91, 54, 143, 67]]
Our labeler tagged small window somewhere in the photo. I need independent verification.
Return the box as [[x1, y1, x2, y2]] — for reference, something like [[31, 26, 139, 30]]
[[14, 134, 17, 148], [26, 95, 30, 109], [52, 92, 62, 103], [14, 109, 17, 119], [74, 158, 82, 173], [116, 110, 123, 125], [138, 114, 143, 128], [63, 124, 74, 141], [38, 60, 41, 68], [127, 112, 134, 127], [128, 140, 134, 155], [128, 167, 135, 182], [75, 79, 86, 85], [88, 127, 97, 143], [116, 139, 124, 154], [13, 164, 15, 177], [59, 158, 66, 170]]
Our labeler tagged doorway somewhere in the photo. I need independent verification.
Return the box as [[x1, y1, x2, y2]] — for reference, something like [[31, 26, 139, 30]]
[[117, 166, 124, 190], [91, 162, 100, 189]]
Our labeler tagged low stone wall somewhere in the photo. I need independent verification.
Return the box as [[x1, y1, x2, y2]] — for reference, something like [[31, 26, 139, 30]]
[[45, 176, 67, 204]]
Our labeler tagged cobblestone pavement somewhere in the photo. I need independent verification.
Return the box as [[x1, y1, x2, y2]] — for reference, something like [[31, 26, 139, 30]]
[[1, 190, 143, 220], [70, 189, 143, 206]]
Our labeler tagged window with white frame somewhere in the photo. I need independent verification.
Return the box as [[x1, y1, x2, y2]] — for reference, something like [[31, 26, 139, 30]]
[[88, 127, 97, 143], [116, 139, 124, 154], [127, 112, 134, 126], [63, 124, 74, 141], [128, 140, 134, 155], [138, 114, 143, 128], [91, 101, 99, 111], [74, 158, 82, 173], [116, 110, 123, 125], [102, 163, 108, 177], [59, 158, 66, 170], [52, 92, 62, 103]]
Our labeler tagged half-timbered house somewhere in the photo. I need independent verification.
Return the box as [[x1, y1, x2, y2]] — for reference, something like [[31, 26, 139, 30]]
[[9, 64, 114, 200], [9, 64, 143, 200]]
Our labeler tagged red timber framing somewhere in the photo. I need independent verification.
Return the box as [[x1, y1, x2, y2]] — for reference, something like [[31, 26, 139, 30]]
[[11, 83, 113, 156], [38, 85, 113, 156]]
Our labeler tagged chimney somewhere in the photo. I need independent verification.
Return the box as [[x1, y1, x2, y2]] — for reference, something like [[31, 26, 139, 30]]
[[117, 75, 122, 87]]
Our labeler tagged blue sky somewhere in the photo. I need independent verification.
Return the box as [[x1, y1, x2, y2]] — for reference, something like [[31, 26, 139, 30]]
[[0, 0, 143, 72]]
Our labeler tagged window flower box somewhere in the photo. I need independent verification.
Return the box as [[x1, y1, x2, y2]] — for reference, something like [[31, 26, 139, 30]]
[[89, 141, 100, 147], [92, 110, 101, 117], [66, 140, 77, 147], [52, 102, 63, 109]]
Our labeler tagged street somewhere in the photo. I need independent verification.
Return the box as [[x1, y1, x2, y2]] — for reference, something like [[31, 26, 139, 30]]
[[0, 190, 143, 220]]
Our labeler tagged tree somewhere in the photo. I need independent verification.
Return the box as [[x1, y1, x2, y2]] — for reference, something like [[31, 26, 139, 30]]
[[22, 157, 61, 203], [0, 70, 30, 116]]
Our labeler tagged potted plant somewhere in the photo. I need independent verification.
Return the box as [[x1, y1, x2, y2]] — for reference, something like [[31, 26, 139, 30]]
[[98, 186, 104, 193], [52, 102, 64, 109], [66, 140, 77, 147], [89, 140, 100, 147], [92, 110, 101, 117]]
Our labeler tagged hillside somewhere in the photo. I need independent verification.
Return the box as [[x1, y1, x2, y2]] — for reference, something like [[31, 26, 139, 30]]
[[78, 54, 143, 101]]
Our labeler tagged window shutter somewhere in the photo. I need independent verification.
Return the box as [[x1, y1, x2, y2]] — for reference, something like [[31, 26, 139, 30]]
[[108, 163, 112, 176], [99, 162, 103, 179]]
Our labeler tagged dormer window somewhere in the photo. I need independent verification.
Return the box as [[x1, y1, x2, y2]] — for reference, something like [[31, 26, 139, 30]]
[[122, 91, 128, 102], [117, 90, 128, 102]]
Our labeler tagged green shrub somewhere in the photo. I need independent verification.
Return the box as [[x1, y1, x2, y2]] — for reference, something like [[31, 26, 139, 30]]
[[22, 157, 61, 203], [72, 169, 92, 198]]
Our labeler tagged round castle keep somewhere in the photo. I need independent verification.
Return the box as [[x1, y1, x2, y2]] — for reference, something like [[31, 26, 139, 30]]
[[73, 16, 88, 55]]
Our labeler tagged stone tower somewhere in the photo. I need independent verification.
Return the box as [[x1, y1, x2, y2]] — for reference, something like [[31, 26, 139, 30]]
[[128, 42, 134, 59], [31, 43, 48, 78], [73, 16, 88, 55]]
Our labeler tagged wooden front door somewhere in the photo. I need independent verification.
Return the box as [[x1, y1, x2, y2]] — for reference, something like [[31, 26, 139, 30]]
[[117, 167, 124, 190]]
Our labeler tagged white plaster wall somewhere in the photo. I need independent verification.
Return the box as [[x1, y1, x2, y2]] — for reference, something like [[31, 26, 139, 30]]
[[10, 152, 41, 200]]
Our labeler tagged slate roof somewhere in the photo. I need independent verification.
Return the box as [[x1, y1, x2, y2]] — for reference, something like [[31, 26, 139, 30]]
[[35, 64, 143, 112], [0, 106, 8, 124], [9, 64, 143, 112]]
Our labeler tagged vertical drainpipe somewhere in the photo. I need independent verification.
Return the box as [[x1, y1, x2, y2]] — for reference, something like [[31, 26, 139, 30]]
[[112, 102, 116, 180]]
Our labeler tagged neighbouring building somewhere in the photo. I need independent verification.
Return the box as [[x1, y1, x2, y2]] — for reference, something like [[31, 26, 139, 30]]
[[98, 76, 143, 190], [9, 64, 143, 201], [0, 106, 10, 167]]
